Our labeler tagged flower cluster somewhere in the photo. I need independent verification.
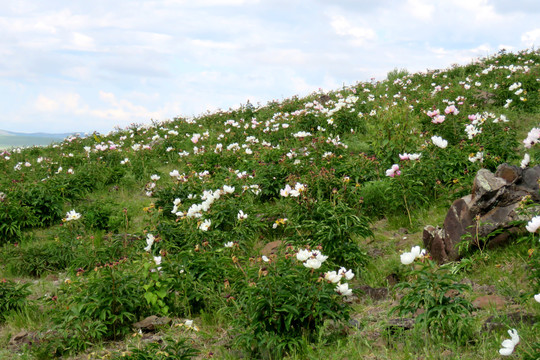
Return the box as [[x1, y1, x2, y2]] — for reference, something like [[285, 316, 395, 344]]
[[272, 218, 288, 228], [296, 249, 328, 269], [399, 153, 421, 161], [468, 151, 484, 163], [280, 182, 307, 197], [325, 267, 354, 296]]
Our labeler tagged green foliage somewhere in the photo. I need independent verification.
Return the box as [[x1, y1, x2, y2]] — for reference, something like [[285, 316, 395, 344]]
[[51, 261, 149, 353], [0, 198, 35, 243], [386, 67, 409, 83], [233, 253, 352, 358], [0, 232, 133, 277], [0, 279, 32, 322], [391, 259, 475, 345], [110, 337, 199, 359], [159, 248, 241, 317], [295, 199, 371, 268], [81, 199, 125, 232]]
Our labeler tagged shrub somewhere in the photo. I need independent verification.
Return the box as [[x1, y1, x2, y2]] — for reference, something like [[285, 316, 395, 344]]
[[52, 260, 148, 353], [0, 279, 32, 322], [110, 337, 199, 359], [233, 250, 353, 357], [295, 200, 371, 268], [391, 258, 475, 345]]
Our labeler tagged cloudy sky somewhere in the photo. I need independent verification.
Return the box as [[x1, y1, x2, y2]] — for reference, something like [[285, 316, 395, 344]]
[[1, 0, 539, 134]]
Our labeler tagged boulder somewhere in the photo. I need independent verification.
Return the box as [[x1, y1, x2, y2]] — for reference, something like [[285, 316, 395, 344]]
[[133, 315, 171, 331], [424, 164, 540, 263], [472, 295, 507, 310]]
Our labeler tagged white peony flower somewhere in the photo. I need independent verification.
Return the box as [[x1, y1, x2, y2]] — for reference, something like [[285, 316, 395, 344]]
[[144, 233, 155, 252], [526, 216, 540, 233], [499, 328, 519, 356], [303, 258, 322, 269], [198, 219, 211, 231], [222, 185, 235, 194], [520, 153, 530, 169], [296, 249, 311, 262], [237, 210, 248, 221], [338, 267, 354, 280], [335, 282, 353, 296], [324, 271, 342, 283], [400, 252, 416, 265], [431, 135, 448, 149], [64, 210, 81, 222]]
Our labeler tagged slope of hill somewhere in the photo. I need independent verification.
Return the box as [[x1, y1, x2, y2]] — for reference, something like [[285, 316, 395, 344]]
[[0, 49, 539, 359]]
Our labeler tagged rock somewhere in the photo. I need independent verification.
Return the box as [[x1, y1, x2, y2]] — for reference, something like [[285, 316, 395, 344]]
[[133, 316, 171, 331], [385, 273, 400, 287], [483, 312, 538, 331], [472, 295, 506, 310], [519, 166, 540, 199], [260, 240, 282, 257], [386, 318, 415, 332], [425, 165, 540, 263], [471, 169, 507, 212], [423, 225, 448, 263], [356, 285, 389, 301], [444, 196, 475, 259], [10, 331, 30, 345], [495, 164, 521, 184], [9, 330, 38, 348]]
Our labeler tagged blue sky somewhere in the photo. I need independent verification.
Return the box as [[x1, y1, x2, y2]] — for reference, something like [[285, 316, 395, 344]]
[[1, 0, 539, 134]]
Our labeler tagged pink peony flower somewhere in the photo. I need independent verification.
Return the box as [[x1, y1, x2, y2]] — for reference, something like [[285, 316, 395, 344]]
[[385, 164, 401, 178]]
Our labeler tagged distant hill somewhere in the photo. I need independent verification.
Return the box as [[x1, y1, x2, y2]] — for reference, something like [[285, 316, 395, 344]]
[[0, 129, 75, 149]]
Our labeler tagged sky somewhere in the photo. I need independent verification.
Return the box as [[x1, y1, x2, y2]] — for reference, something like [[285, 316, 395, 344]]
[[1, 0, 539, 134]]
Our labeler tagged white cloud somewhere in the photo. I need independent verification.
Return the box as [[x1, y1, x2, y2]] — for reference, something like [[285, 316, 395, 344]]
[[35, 93, 82, 113], [70, 32, 96, 51], [35, 95, 59, 112], [406, 0, 435, 20], [522, 28, 540, 47], [329, 15, 376, 46]]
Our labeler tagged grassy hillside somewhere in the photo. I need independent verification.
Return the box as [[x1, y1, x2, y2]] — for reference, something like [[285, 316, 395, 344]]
[[0, 49, 539, 359]]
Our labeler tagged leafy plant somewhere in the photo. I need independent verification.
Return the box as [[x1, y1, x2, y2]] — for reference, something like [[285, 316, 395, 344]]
[[391, 258, 475, 345], [110, 337, 199, 359], [0, 279, 32, 322], [295, 199, 371, 268], [52, 260, 148, 353], [233, 251, 352, 358]]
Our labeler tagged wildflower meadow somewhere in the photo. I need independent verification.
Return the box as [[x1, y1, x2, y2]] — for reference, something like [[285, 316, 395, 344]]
[[0, 48, 539, 359]]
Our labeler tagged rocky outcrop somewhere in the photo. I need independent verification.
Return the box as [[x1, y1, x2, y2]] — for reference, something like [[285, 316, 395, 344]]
[[424, 164, 540, 263]]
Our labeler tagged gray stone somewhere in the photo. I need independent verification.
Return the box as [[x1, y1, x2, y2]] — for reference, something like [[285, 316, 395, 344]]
[[133, 316, 171, 331], [424, 165, 540, 263]]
